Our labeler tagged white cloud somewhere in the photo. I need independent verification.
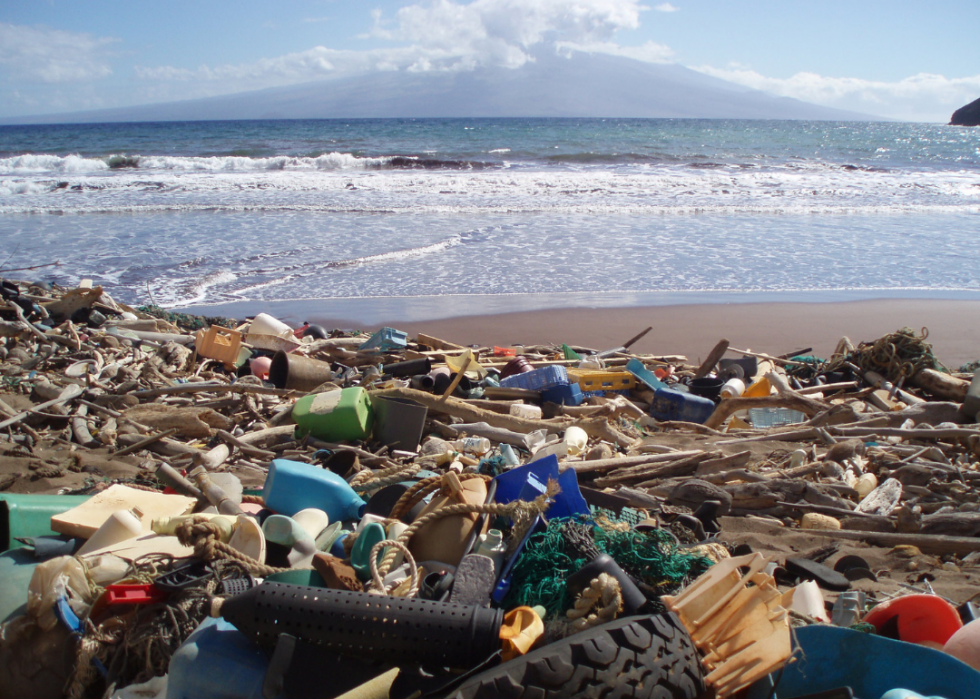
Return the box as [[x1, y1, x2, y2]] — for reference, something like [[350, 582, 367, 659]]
[[654, 3, 678, 11], [693, 64, 980, 121], [557, 39, 674, 63], [0, 22, 117, 83], [137, 0, 650, 91]]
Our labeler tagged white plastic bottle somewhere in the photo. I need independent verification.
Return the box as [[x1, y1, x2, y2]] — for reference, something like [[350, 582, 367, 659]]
[[77, 507, 144, 555], [453, 437, 491, 456], [475, 528, 507, 574]]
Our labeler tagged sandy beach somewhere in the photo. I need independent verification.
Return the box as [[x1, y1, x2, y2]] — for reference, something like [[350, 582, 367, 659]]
[[182, 297, 980, 369]]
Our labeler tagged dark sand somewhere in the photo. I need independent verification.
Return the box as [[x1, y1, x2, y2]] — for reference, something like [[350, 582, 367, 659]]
[[313, 299, 980, 369]]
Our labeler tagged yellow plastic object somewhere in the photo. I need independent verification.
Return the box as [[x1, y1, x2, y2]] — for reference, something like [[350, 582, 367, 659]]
[[741, 377, 772, 398], [195, 326, 244, 368], [499, 606, 545, 661], [445, 348, 487, 379], [566, 369, 636, 393]]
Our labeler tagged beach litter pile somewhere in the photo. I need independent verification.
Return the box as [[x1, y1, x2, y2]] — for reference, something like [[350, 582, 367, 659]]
[[0, 279, 979, 699]]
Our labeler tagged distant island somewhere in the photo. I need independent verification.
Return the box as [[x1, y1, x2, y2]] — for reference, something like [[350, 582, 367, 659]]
[[950, 97, 980, 126], [1, 50, 878, 125]]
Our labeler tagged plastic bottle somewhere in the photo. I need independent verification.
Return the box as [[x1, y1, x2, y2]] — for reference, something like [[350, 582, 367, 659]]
[[563, 426, 588, 456], [262, 458, 366, 521], [509, 403, 542, 420], [453, 437, 491, 456], [77, 507, 144, 555], [720, 378, 745, 399], [475, 529, 507, 575]]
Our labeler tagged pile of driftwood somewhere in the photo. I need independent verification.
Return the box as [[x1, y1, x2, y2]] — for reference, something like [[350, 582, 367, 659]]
[[1, 280, 979, 561]]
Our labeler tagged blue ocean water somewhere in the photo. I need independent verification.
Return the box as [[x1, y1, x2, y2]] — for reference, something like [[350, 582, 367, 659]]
[[0, 118, 978, 320]]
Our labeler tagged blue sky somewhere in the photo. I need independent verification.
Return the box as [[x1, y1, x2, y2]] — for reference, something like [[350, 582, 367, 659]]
[[1, 0, 977, 122]]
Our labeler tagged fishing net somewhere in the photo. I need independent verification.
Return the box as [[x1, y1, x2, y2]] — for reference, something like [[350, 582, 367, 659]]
[[504, 516, 712, 619], [137, 305, 238, 331]]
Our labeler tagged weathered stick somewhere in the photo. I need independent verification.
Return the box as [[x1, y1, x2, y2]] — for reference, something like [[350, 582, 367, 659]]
[[909, 368, 970, 402], [694, 338, 730, 379], [0, 384, 83, 430], [830, 426, 980, 441], [113, 428, 178, 457], [704, 394, 826, 431], [216, 429, 277, 460], [570, 450, 704, 475], [132, 382, 300, 399]]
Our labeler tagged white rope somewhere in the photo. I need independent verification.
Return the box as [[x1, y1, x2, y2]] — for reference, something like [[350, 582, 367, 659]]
[[566, 573, 623, 632]]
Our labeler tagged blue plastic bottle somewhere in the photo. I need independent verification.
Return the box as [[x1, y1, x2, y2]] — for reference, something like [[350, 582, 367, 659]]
[[649, 387, 716, 424], [262, 459, 366, 521]]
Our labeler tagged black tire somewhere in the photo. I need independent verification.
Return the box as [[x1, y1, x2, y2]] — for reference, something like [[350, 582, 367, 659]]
[[445, 613, 705, 699]]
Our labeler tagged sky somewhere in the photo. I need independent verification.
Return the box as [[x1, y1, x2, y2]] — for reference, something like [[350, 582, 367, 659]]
[[1, 0, 978, 122]]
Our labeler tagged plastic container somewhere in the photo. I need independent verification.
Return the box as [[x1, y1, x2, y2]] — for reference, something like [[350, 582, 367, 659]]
[[194, 326, 243, 368], [475, 529, 507, 574], [688, 377, 724, 400], [291, 387, 374, 442], [269, 352, 334, 392], [509, 403, 542, 420], [566, 369, 635, 393], [217, 582, 503, 668], [862, 593, 963, 647], [248, 313, 293, 339], [453, 437, 491, 455], [742, 377, 772, 398], [262, 459, 366, 521], [649, 387, 715, 424], [500, 365, 568, 390], [76, 507, 144, 556], [563, 426, 588, 456], [541, 383, 584, 406], [167, 617, 268, 699], [720, 378, 745, 399], [373, 396, 427, 452], [358, 327, 407, 352]]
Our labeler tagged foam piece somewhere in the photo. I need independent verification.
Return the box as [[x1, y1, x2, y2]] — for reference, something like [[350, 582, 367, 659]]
[[448, 554, 496, 608]]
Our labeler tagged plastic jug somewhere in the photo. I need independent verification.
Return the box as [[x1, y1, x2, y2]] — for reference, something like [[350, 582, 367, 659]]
[[649, 387, 716, 424], [166, 617, 267, 699], [292, 387, 374, 442], [263, 459, 366, 521]]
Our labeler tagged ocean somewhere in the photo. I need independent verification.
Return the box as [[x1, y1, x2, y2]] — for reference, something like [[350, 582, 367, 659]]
[[0, 118, 978, 323]]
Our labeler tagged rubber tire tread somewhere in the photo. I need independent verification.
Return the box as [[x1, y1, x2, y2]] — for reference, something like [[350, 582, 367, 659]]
[[445, 613, 704, 699]]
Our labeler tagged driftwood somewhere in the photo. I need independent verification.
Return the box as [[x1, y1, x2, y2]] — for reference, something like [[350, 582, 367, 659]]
[[132, 381, 299, 399], [704, 393, 827, 431], [123, 404, 234, 439], [696, 450, 752, 475], [570, 450, 704, 474], [694, 338, 729, 379], [595, 451, 719, 488], [0, 384, 83, 430]]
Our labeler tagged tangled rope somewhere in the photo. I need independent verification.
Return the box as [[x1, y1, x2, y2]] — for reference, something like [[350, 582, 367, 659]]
[[566, 573, 623, 632], [374, 483, 557, 582], [351, 460, 422, 493], [387, 472, 491, 521], [173, 517, 289, 577], [843, 327, 943, 383], [367, 539, 420, 597]]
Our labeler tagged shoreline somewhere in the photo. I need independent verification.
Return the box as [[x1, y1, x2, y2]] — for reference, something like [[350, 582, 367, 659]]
[[177, 294, 980, 368]]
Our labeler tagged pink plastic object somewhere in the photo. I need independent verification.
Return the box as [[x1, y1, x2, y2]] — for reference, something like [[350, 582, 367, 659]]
[[862, 594, 963, 647], [251, 356, 272, 380], [944, 618, 980, 670]]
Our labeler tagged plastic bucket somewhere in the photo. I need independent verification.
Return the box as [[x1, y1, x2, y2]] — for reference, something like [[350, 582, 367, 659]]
[[269, 351, 334, 391]]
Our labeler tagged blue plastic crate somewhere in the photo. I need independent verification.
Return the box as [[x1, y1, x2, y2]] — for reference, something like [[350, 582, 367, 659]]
[[499, 365, 569, 390], [541, 382, 584, 406], [358, 327, 408, 352]]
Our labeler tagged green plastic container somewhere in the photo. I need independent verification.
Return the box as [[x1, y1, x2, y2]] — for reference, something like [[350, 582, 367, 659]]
[[0, 494, 90, 552], [292, 387, 374, 442]]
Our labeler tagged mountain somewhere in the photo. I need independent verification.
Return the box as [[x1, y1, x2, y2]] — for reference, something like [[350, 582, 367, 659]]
[[3, 50, 879, 124]]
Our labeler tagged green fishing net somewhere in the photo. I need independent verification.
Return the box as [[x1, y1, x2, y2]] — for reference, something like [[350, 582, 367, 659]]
[[503, 517, 713, 619], [137, 305, 238, 331]]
